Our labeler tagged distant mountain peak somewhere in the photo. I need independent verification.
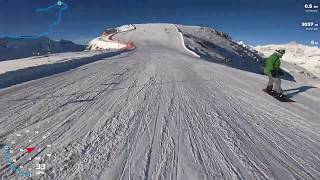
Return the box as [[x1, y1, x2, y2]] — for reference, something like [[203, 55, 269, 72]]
[[0, 37, 85, 61]]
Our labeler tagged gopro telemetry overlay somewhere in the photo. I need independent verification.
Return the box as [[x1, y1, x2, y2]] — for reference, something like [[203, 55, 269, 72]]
[[0, 0, 319, 179]]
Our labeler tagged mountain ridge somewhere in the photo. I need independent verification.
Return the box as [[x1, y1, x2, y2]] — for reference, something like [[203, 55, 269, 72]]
[[0, 37, 85, 61]]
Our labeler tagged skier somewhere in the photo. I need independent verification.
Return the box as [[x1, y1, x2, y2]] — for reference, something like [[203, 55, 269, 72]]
[[264, 49, 286, 97]]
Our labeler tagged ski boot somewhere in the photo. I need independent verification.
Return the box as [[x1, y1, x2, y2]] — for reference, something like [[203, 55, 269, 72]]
[[265, 86, 274, 92], [264, 87, 276, 95]]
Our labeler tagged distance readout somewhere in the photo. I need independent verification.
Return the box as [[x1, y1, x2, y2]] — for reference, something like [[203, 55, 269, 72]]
[[304, 3, 319, 12]]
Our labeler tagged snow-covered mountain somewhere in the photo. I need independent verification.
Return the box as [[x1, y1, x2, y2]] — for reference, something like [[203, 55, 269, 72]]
[[237, 41, 258, 53], [177, 25, 264, 75], [255, 42, 320, 78], [0, 37, 85, 61]]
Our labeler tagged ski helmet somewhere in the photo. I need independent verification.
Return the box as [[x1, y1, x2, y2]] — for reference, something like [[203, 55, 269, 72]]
[[276, 49, 286, 55]]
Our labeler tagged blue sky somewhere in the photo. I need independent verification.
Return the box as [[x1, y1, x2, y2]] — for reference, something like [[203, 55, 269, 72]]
[[0, 0, 319, 45]]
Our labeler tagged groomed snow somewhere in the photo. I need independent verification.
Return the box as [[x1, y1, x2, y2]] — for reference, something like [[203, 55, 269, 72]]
[[0, 24, 320, 180]]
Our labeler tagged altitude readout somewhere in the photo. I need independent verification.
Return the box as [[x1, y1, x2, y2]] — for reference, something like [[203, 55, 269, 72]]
[[301, 22, 319, 31]]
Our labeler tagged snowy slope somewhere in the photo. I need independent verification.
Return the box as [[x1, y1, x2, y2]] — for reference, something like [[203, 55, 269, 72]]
[[0, 50, 126, 89], [87, 24, 136, 50], [0, 51, 109, 75], [87, 36, 126, 50], [0, 37, 85, 61], [255, 42, 320, 78], [0, 24, 320, 180]]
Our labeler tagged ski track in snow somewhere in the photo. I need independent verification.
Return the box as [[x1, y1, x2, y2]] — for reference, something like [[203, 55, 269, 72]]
[[0, 24, 320, 180]]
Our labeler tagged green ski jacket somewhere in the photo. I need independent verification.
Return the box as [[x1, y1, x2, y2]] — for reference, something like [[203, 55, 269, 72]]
[[264, 53, 281, 76]]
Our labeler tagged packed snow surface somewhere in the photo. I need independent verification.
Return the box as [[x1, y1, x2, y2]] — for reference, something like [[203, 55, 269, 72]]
[[0, 24, 320, 180]]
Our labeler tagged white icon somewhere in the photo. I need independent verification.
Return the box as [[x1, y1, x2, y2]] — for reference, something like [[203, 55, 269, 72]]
[[47, 154, 52, 157], [29, 140, 32, 143], [11, 141, 15, 144], [25, 130, 30, 133], [47, 145, 52, 148], [35, 131, 39, 134], [16, 134, 21, 137], [19, 165, 23, 168]]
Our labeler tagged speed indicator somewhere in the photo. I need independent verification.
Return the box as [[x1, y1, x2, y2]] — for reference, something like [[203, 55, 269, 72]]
[[0, 128, 53, 178]]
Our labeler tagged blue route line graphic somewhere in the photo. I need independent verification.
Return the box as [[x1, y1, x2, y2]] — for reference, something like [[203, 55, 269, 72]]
[[9, 1, 68, 39], [3, 145, 32, 177]]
